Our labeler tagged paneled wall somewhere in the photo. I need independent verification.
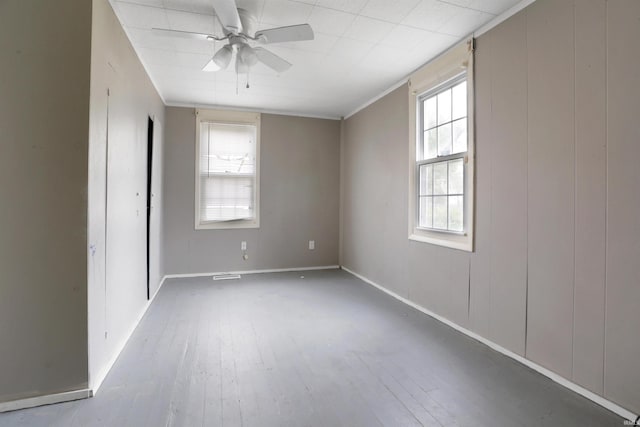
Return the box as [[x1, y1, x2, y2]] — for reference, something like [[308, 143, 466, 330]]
[[604, 0, 640, 411], [341, 0, 640, 414], [0, 0, 92, 402], [163, 108, 340, 275], [87, 0, 166, 390]]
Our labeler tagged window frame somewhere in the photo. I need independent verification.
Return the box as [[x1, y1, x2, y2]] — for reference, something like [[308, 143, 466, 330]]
[[408, 39, 475, 252], [416, 74, 468, 234], [194, 109, 261, 230]]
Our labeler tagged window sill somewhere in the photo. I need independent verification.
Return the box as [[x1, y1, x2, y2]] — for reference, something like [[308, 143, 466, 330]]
[[408, 232, 473, 252], [196, 219, 260, 230]]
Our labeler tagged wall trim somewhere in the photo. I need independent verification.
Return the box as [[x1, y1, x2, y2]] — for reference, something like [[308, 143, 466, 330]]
[[344, 79, 408, 120], [341, 266, 638, 423], [164, 265, 340, 280], [344, 0, 538, 121], [474, 0, 537, 37], [165, 101, 341, 121], [89, 275, 168, 396], [0, 389, 91, 413]]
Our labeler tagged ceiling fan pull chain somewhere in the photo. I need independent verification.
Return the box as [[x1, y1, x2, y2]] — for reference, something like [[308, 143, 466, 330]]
[[246, 70, 250, 89]]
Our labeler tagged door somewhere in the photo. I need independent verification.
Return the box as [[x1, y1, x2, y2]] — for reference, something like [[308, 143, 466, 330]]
[[146, 116, 154, 300]]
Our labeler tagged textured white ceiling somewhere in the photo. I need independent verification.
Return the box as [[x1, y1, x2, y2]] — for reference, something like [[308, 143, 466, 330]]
[[110, 0, 523, 118]]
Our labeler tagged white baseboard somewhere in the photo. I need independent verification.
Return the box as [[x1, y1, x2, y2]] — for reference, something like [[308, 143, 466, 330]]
[[0, 389, 91, 413], [164, 265, 340, 280], [341, 266, 638, 423], [2, 276, 169, 412], [89, 275, 168, 396]]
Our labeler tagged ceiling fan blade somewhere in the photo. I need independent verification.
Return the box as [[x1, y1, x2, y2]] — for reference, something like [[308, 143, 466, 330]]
[[152, 28, 214, 41], [255, 24, 314, 44], [213, 0, 242, 34], [254, 48, 292, 73]]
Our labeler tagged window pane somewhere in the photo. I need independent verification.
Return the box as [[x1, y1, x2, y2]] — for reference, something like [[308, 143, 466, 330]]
[[426, 129, 438, 159], [452, 81, 467, 120], [433, 162, 447, 195], [414, 78, 471, 236], [437, 89, 451, 125], [448, 159, 464, 194], [202, 123, 256, 175], [201, 176, 253, 221], [419, 164, 432, 196], [448, 195, 463, 232], [424, 96, 437, 129], [452, 118, 467, 154], [419, 196, 433, 228], [438, 123, 452, 156], [433, 196, 448, 229], [199, 121, 257, 222], [200, 123, 211, 174]]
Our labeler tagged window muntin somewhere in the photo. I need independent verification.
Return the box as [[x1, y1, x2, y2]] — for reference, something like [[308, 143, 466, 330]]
[[195, 109, 260, 230], [417, 77, 467, 234]]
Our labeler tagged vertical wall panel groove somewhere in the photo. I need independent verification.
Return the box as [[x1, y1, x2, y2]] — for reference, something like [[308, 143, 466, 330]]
[[571, 1, 577, 382], [572, 0, 606, 395], [604, 0, 640, 414], [602, 0, 608, 400], [468, 34, 492, 337]]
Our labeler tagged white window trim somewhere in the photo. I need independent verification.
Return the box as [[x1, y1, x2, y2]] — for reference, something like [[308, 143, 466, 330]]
[[194, 108, 261, 230], [408, 38, 475, 252]]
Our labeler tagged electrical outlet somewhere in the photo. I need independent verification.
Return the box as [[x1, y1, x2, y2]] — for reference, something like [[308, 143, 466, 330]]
[[309, 240, 315, 250], [241, 241, 247, 251]]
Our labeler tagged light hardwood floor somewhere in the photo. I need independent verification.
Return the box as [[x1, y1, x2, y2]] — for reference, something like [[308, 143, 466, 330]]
[[0, 269, 622, 426]]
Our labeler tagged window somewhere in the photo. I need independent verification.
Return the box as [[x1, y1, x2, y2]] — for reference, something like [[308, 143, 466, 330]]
[[418, 77, 467, 232], [408, 39, 475, 251], [195, 109, 260, 229]]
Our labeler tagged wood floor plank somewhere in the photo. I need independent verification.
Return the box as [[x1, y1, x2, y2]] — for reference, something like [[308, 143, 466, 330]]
[[0, 270, 623, 426]]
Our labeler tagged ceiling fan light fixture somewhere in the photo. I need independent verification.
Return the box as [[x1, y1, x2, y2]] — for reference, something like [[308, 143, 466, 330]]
[[238, 44, 258, 67], [235, 54, 251, 74], [203, 45, 233, 72], [202, 59, 220, 72], [213, 45, 233, 68]]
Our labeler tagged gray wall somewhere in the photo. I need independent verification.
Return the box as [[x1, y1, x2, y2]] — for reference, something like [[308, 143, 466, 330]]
[[87, 0, 166, 390], [163, 108, 340, 274], [0, 0, 92, 402], [341, 0, 640, 415]]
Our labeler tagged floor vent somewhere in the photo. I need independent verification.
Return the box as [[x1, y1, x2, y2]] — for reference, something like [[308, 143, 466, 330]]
[[212, 274, 241, 281]]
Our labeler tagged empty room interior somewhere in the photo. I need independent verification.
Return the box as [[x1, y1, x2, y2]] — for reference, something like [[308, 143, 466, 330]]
[[1, 0, 639, 425]]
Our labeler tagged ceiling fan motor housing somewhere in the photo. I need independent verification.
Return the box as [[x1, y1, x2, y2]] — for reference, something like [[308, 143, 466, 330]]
[[226, 8, 255, 37]]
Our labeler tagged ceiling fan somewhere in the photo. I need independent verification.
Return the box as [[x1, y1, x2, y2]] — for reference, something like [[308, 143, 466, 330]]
[[153, 0, 314, 74]]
